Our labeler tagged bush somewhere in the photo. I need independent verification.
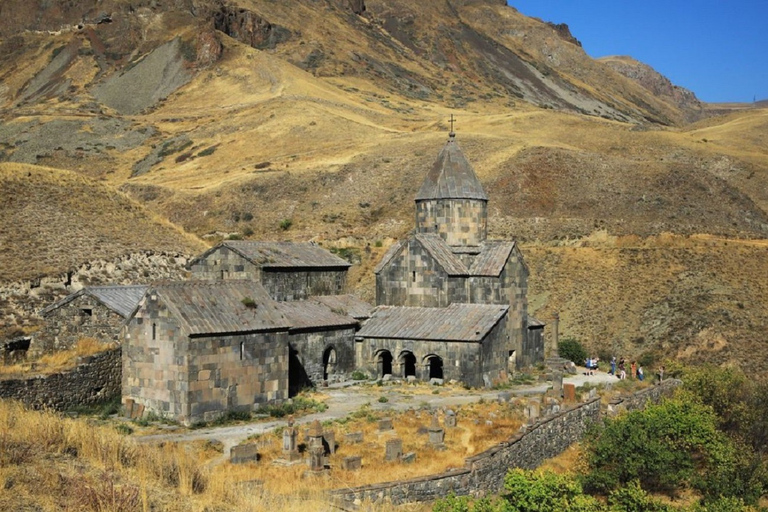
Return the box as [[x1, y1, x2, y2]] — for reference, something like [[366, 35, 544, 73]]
[[279, 218, 293, 230], [559, 337, 587, 365], [350, 370, 368, 380], [378, 396, 389, 403], [582, 398, 735, 496]]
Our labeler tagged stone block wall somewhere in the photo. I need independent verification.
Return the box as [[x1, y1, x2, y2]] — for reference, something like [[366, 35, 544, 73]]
[[289, 327, 356, 385], [189, 246, 260, 281], [416, 199, 488, 246], [262, 269, 347, 301], [0, 348, 121, 410], [329, 380, 682, 507], [37, 295, 126, 353]]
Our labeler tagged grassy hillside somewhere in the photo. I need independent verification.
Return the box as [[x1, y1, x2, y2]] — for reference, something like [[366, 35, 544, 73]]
[[0, 163, 206, 282]]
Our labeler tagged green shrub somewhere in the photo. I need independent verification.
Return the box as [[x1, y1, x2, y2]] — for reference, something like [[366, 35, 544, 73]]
[[279, 218, 293, 230], [378, 396, 389, 403], [559, 337, 587, 365], [197, 146, 217, 157], [350, 370, 368, 380], [582, 398, 735, 496]]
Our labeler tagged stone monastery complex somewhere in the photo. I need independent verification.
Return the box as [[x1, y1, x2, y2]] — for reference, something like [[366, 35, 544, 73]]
[[37, 134, 544, 425]]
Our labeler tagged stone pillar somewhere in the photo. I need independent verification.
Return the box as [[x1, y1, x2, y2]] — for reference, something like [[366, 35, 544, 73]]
[[552, 371, 563, 397], [428, 414, 445, 448], [307, 419, 324, 451], [551, 312, 560, 358], [309, 444, 325, 472]]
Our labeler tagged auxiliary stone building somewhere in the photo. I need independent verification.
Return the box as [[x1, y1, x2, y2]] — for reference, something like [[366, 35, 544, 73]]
[[37, 285, 148, 354], [188, 241, 351, 300], [359, 133, 543, 383]]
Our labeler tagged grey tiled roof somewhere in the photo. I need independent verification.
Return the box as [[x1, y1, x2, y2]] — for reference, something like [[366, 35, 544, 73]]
[[275, 300, 359, 331], [191, 241, 351, 269], [311, 294, 374, 320], [468, 241, 515, 277], [415, 234, 469, 276], [154, 281, 290, 337], [415, 137, 488, 201], [41, 285, 149, 318], [527, 316, 545, 328], [356, 303, 509, 342]]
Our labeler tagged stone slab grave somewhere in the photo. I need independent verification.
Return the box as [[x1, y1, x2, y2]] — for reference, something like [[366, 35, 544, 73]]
[[428, 414, 445, 449], [274, 416, 302, 466], [345, 431, 364, 444], [552, 371, 563, 397], [444, 409, 457, 428], [563, 383, 576, 403], [385, 438, 403, 461], [342, 456, 362, 471], [307, 420, 327, 474], [230, 444, 259, 464], [524, 400, 540, 423], [378, 418, 393, 432]]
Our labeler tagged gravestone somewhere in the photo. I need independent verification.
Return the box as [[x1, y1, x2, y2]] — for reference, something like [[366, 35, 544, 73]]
[[309, 444, 325, 472], [444, 409, 457, 428], [385, 438, 403, 461], [282, 418, 301, 461], [428, 414, 445, 449], [342, 456, 362, 471], [563, 383, 576, 403], [378, 418, 393, 432], [307, 420, 324, 449], [345, 431, 364, 444], [402, 452, 416, 463], [230, 444, 259, 464], [123, 398, 134, 418], [525, 401, 540, 421], [552, 371, 563, 397], [588, 388, 597, 400]]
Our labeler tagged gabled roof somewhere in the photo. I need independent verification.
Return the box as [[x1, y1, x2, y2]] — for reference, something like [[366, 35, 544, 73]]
[[373, 241, 406, 274], [311, 294, 374, 320], [468, 241, 516, 277], [415, 136, 488, 202], [415, 234, 469, 276], [152, 281, 290, 337], [41, 285, 149, 318], [275, 300, 359, 331], [356, 303, 508, 342], [190, 241, 351, 269], [527, 316, 545, 328]]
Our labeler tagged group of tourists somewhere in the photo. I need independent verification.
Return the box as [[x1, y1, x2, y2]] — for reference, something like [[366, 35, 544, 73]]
[[583, 355, 666, 384]]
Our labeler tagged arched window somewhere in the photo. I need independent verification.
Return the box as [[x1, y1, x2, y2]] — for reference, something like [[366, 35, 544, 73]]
[[398, 351, 417, 378]]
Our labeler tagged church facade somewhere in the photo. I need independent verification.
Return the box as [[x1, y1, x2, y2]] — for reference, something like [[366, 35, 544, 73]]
[[364, 134, 543, 377]]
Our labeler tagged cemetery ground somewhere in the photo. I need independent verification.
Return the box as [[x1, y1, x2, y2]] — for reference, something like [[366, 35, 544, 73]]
[[0, 369, 638, 511]]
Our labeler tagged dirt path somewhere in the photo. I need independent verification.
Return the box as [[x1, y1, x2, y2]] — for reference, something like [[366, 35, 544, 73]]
[[134, 371, 619, 461]]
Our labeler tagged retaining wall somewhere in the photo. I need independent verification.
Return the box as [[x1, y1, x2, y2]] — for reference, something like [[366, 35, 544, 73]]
[[330, 379, 681, 508], [0, 347, 121, 410]]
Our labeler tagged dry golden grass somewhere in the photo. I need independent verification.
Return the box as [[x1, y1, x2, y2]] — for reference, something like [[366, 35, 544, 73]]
[[0, 337, 112, 379], [237, 400, 523, 496], [0, 397, 497, 511]]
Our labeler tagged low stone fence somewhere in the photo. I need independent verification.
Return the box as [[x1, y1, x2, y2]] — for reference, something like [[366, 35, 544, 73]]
[[329, 379, 682, 508], [0, 347, 121, 410]]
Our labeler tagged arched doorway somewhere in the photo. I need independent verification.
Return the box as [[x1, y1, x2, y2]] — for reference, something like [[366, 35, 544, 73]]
[[288, 345, 311, 397], [425, 354, 444, 380], [398, 351, 417, 379], [322, 346, 337, 381], [376, 350, 393, 378]]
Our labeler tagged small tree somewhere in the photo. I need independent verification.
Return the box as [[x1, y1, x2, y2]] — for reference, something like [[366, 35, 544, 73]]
[[558, 337, 587, 365]]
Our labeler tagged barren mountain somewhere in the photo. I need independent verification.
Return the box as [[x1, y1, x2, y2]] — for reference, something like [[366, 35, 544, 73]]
[[0, 0, 766, 370]]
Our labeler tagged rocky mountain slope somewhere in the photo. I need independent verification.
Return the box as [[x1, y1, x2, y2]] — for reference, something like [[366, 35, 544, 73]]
[[0, 0, 766, 371]]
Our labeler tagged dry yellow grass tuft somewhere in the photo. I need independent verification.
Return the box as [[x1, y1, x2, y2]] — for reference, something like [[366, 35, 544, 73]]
[[0, 337, 112, 379]]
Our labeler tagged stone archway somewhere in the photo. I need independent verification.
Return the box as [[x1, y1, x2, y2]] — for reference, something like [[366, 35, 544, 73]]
[[322, 346, 337, 381], [375, 349, 393, 378], [424, 354, 444, 381], [398, 351, 417, 379]]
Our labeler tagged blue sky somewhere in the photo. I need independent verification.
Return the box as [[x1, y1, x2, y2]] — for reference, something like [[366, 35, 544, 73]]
[[508, 1, 768, 103]]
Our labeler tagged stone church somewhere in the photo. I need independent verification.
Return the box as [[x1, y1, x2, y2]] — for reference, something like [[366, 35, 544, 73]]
[[357, 133, 543, 384]]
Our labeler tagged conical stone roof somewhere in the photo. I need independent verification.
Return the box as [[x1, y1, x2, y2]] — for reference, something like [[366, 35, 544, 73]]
[[415, 135, 488, 201]]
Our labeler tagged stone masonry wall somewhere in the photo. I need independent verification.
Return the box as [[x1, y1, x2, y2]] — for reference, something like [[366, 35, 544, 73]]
[[329, 379, 681, 507], [37, 295, 125, 353], [262, 269, 347, 301], [0, 347, 121, 410], [289, 327, 356, 386], [416, 199, 488, 246], [188, 245, 261, 281]]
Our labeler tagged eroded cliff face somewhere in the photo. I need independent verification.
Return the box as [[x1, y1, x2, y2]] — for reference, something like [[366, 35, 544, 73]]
[[0, 252, 192, 339]]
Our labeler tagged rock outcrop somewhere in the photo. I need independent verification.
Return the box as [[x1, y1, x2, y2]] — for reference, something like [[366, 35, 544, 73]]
[[212, 5, 291, 50]]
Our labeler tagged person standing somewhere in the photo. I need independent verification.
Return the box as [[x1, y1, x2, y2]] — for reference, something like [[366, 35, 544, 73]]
[[610, 357, 616, 376], [637, 365, 644, 381]]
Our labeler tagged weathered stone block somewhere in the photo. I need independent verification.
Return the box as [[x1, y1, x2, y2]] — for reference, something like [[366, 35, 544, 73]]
[[563, 383, 576, 403], [342, 456, 362, 471], [385, 438, 403, 461], [345, 431, 364, 444], [378, 418, 393, 432], [230, 444, 259, 464]]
